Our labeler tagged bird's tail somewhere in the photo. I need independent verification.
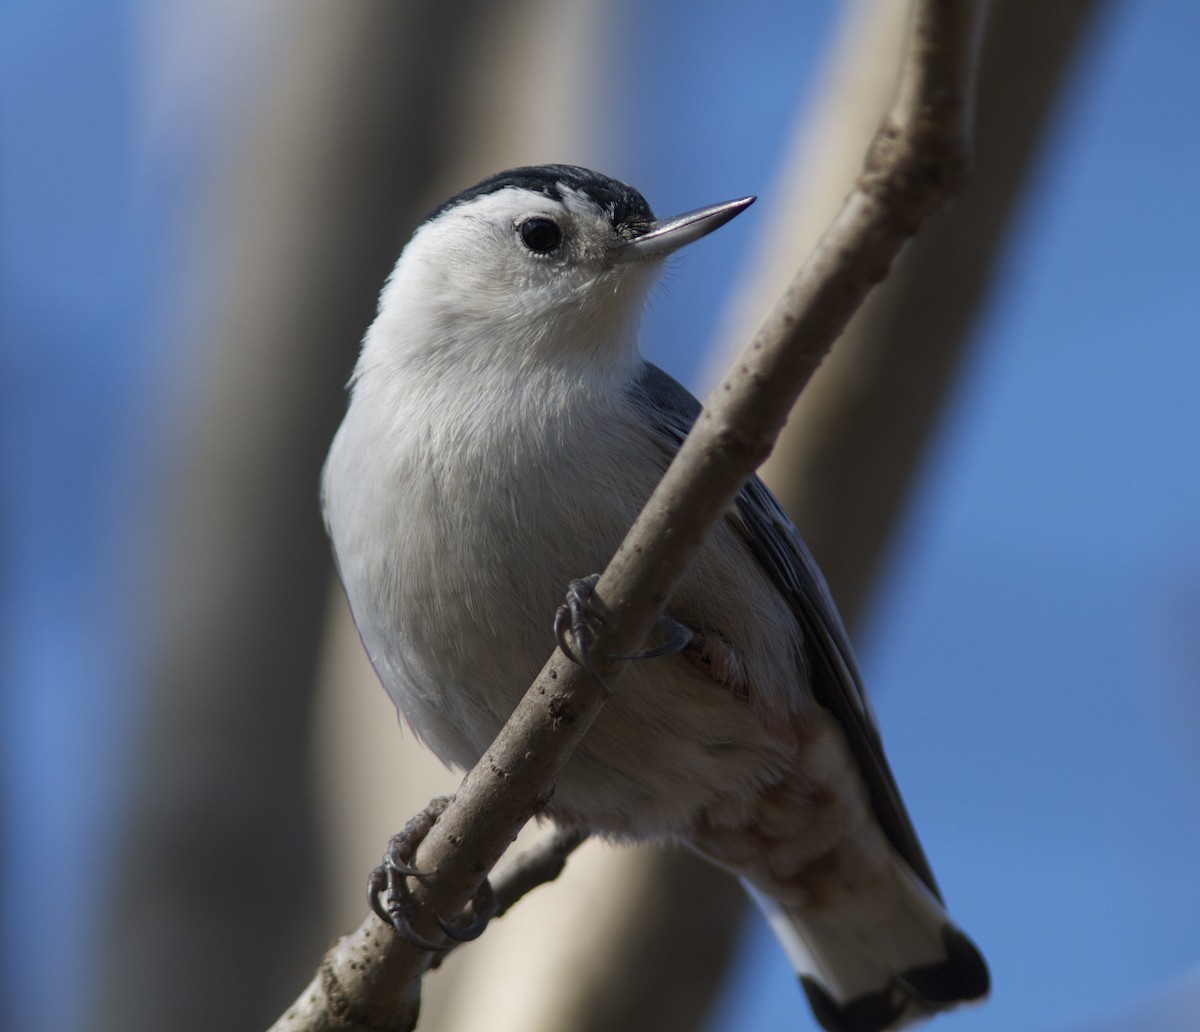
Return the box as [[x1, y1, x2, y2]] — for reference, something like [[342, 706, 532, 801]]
[[742, 859, 988, 1032]]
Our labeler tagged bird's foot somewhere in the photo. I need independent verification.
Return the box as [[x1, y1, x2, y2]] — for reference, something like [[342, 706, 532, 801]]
[[554, 574, 610, 689], [435, 878, 499, 942], [367, 795, 498, 950], [554, 575, 695, 687]]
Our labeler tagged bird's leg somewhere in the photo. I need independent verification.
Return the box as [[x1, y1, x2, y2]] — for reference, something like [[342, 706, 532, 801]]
[[367, 795, 499, 950], [554, 574, 696, 684]]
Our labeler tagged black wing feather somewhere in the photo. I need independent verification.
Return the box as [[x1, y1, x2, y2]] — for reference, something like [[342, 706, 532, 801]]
[[629, 362, 942, 901]]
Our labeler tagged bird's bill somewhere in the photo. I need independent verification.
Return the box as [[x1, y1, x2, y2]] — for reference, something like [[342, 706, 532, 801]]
[[615, 195, 755, 260]]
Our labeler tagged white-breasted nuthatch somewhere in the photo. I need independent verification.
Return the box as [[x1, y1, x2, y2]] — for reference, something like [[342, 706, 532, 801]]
[[321, 164, 988, 1031]]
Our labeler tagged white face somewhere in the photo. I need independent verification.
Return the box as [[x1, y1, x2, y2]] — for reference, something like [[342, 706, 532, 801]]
[[375, 184, 664, 369]]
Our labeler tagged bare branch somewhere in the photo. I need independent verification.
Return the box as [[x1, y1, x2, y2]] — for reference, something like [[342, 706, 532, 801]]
[[490, 829, 589, 920], [270, 2, 988, 1029], [738, 0, 1098, 623]]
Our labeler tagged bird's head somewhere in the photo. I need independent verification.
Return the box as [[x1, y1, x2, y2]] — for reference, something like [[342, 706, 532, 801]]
[[366, 165, 753, 377]]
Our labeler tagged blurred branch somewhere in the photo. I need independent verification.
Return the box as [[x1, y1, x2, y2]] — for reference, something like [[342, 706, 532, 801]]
[[718, 0, 1106, 620], [485, 829, 587, 919], [97, 2, 493, 1029], [271, 2, 987, 1029], [483, 843, 746, 1032]]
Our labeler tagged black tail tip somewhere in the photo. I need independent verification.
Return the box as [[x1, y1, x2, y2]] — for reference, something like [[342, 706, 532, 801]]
[[905, 925, 990, 1003], [800, 977, 904, 1032], [799, 927, 989, 1032]]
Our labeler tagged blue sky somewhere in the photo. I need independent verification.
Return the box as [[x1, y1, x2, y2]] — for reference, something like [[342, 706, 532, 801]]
[[2, 2, 1198, 1031], [695, 4, 1200, 1029]]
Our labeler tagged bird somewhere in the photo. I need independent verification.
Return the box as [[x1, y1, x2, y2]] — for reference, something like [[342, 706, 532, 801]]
[[321, 164, 988, 1031]]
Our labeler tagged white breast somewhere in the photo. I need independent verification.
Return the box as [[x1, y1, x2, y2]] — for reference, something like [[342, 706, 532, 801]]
[[323, 344, 808, 837], [324, 351, 656, 757]]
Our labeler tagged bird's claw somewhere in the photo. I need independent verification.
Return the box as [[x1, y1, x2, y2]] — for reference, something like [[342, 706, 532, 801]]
[[613, 613, 695, 661], [436, 878, 499, 941], [554, 574, 610, 690], [367, 857, 451, 951], [368, 796, 495, 951], [554, 575, 694, 678], [368, 796, 450, 949]]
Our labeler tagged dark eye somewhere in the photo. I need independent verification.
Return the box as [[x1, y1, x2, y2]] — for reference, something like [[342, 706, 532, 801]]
[[519, 217, 562, 254]]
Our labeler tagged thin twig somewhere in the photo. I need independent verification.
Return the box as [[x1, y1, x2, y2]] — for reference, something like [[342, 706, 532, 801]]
[[269, 2, 987, 1029], [491, 828, 589, 919]]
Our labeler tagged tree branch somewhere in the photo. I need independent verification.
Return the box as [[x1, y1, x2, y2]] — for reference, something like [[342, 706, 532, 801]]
[[270, 2, 987, 1029], [489, 829, 589, 920]]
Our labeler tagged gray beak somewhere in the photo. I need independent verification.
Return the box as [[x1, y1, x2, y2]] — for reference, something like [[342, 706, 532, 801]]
[[615, 195, 755, 260]]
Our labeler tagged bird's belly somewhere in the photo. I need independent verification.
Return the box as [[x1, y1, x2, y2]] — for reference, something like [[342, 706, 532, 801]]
[[338, 432, 638, 764], [329, 410, 800, 840]]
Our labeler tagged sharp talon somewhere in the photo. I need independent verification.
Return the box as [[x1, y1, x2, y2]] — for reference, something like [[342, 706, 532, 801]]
[[367, 870, 448, 949], [436, 879, 499, 942], [369, 859, 451, 951], [389, 912, 452, 952], [386, 857, 425, 878], [436, 911, 487, 942], [367, 795, 455, 951], [613, 614, 695, 661], [368, 865, 393, 925], [554, 605, 584, 665], [553, 574, 611, 691], [369, 895, 392, 927]]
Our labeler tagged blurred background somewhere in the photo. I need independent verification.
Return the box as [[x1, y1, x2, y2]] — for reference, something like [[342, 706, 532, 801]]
[[3, 1, 1199, 1030]]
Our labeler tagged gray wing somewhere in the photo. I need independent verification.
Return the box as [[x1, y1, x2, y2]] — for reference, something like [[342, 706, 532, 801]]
[[629, 362, 942, 900]]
